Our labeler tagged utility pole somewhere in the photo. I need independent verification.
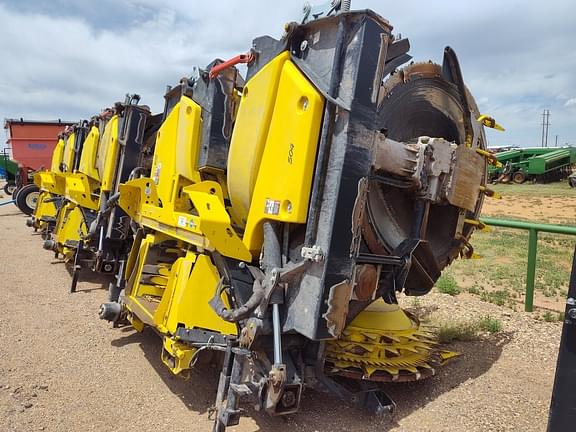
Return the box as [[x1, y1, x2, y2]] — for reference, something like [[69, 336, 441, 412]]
[[555, 135, 559, 147], [541, 109, 551, 147]]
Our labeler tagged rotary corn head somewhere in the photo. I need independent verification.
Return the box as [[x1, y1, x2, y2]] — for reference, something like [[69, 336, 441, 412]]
[[29, 96, 161, 292], [28, 1, 497, 430]]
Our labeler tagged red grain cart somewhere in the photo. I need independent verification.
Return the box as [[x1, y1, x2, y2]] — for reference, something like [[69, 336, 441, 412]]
[[4, 118, 73, 171]]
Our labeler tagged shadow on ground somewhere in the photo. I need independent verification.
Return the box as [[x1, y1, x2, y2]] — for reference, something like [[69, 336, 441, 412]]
[[0, 210, 23, 217], [111, 328, 221, 420], [64, 263, 113, 292], [109, 324, 512, 431]]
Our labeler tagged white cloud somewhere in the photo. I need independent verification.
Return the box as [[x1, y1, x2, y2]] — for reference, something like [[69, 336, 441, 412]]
[[1, 0, 575, 147]]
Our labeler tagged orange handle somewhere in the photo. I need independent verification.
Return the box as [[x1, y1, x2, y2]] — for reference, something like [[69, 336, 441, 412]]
[[209, 52, 255, 79]]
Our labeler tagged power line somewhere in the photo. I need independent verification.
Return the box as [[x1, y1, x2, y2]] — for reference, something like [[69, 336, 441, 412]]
[[541, 109, 550, 147]]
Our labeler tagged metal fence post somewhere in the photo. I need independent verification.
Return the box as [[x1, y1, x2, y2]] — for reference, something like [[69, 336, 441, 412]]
[[478, 218, 576, 311], [525, 228, 538, 312]]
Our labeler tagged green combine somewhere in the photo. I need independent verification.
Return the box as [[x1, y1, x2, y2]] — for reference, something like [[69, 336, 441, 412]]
[[489, 147, 576, 183]]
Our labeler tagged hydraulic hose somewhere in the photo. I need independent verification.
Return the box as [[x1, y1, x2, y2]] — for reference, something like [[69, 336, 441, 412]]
[[217, 278, 264, 322], [215, 222, 282, 322]]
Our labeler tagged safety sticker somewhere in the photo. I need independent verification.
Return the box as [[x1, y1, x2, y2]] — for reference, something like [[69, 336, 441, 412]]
[[264, 198, 280, 215], [177, 215, 187, 227], [153, 162, 162, 185]]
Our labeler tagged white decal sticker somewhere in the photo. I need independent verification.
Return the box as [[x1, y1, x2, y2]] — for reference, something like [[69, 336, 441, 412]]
[[177, 215, 187, 227], [264, 199, 280, 215], [153, 162, 162, 185]]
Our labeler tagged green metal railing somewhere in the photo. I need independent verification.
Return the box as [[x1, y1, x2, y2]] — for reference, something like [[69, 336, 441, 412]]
[[480, 217, 576, 312]]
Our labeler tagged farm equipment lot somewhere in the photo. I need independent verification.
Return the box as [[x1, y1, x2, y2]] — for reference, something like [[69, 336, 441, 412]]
[[442, 182, 576, 313], [0, 183, 567, 432]]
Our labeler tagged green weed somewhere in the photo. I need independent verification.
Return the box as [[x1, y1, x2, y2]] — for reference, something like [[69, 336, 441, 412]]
[[478, 315, 502, 333], [480, 290, 509, 306], [436, 275, 460, 296], [437, 321, 478, 343]]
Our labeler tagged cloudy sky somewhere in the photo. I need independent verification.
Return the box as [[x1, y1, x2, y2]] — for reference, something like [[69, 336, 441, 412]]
[[1, 0, 574, 149]]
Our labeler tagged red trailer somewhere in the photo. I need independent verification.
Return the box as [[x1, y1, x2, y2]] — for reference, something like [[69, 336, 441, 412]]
[[4, 119, 73, 171], [3, 119, 73, 214]]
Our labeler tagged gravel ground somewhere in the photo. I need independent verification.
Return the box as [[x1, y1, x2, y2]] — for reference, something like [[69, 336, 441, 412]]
[[0, 203, 561, 431]]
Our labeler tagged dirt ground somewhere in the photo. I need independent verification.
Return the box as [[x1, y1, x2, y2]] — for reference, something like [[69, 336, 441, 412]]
[[482, 192, 576, 224], [0, 203, 562, 432]]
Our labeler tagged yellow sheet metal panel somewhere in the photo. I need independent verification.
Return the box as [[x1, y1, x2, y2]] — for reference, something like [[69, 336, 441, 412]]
[[77, 125, 101, 181], [119, 177, 208, 249], [162, 253, 237, 336], [50, 137, 65, 173], [243, 60, 324, 253], [36, 172, 66, 195], [32, 191, 57, 221], [161, 337, 195, 375], [184, 181, 252, 261], [118, 177, 159, 221], [65, 173, 100, 210], [151, 96, 202, 208], [227, 51, 289, 226], [62, 132, 76, 172], [34, 171, 54, 191], [98, 116, 119, 192], [53, 203, 87, 259], [123, 233, 157, 326], [154, 255, 188, 331]]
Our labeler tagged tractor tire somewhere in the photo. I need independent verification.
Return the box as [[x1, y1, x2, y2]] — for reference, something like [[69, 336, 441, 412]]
[[15, 184, 40, 215], [3, 182, 16, 196], [12, 187, 22, 209], [512, 171, 526, 184]]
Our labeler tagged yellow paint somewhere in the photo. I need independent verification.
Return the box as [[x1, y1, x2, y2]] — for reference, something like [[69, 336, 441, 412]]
[[161, 337, 196, 375], [118, 177, 159, 220], [122, 233, 237, 376], [96, 115, 119, 192], [119, 178, 249, 260], [65, 173, 100, 210], [50, 137, 65, 173], [326, 299, 457, 379], [53, 202, 88, 259], [478, 114, 505, 131], [34, 171, 66, 195], [62, 124, 105, 209], [77, 125, 101, 181], [62, 132, 76, 172], [476, 148, 503, 168], [184, 181, 251, 261], [227, 51, 290, 226], [151, 95, 202, 210], [31, 191, 57, 229], [160, 253, 237, 336], [242, 59, 324, 253]]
